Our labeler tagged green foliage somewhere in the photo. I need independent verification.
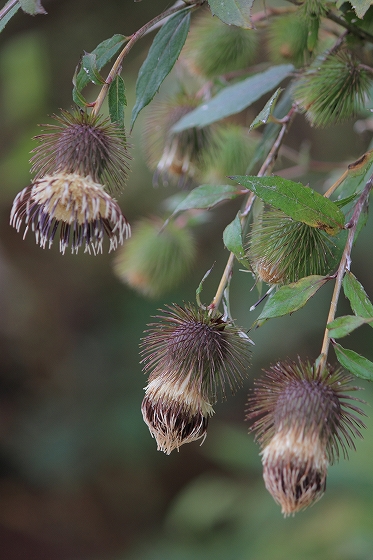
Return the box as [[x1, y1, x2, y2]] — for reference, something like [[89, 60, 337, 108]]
[[267, 14, 309, 66], [333, 342, 373, 380], [207, 0, 254, 28], [108, 75, 126, 128]]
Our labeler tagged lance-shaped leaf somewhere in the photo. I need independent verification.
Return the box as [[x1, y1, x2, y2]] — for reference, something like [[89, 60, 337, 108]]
[[249, 88, 282, 131], [327, 315, 373, 338], [19, 0, 46, 14], [131, 9, 190, 128], [170, 184, 246, 217], [343, 271, 373, 326], [80, 53, 105, 85], [108, 75, 126, 128], [256, 275, 329, 322], [208, 0, 254, 28], [0, 2, 19, 33], [231, 176, 344, 235], [332, 149, 373, 201], [336, 0, 372, 19], [332, 341, 373, 381], [75, 34, 127, 93], [223, 213, 250, 269], [172, 65, 294, 132]]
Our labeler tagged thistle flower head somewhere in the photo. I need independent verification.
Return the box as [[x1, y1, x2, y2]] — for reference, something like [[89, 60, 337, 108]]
[[293, 50, 372, 127], [247, 359, 365, 515], [31, 109, 130, 193], [10, 172, 130, 254], [182, 10, 258, 78], [267, 14, 309, 66], [113, 217, 196, 298], [141, 303, 252, 453], [247, 209, 337, 285], [144, 93, 213, 187]]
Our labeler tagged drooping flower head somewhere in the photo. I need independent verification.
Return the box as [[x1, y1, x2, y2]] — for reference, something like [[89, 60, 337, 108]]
[[143, 93, 214, 187], [141, 303, 252, 454], [10, 109, 131, 254], [247, 209, 337, 285], [247, 359, 365, 515]]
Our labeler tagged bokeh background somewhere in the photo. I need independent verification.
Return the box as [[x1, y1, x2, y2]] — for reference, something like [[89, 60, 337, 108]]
[[0, 1, 373, 559]]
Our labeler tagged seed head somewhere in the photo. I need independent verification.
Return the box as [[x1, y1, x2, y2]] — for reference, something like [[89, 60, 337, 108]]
[[247, 209, 337, 285], [247, 359, 365, 515], [10, 172, 130, 255], [31, 109, 130, 193], [141, 303, 252, 453]]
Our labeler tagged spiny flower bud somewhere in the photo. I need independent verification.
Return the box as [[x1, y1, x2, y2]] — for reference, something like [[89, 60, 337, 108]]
[[141, 303, 252, 454], [203, 125, 258, 184], [182, 11, 258, 79], [267, 14, 309, 67], [113, 217, 196, 298], [10, 173, 130, 255], [10, 108, 131, 254], [143, 93, 214, 187], [31, 109, 130, 193], [247, 209, 337, 285], [247, 359, 365, 516], [293, 51, 372, 127]]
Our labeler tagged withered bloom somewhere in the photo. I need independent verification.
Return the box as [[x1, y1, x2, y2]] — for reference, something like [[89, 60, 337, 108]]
[[247, 359, 365, 516], [141, 303, 252, 454], [10, 109, 131, 254], [144, 94, 213, 187]]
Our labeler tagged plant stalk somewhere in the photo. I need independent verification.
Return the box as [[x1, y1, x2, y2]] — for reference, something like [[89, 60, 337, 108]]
[[318, 174, 373, 373]]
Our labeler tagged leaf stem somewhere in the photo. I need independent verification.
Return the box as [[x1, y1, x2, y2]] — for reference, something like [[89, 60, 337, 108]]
[[0, 0, 18, 20], [209, 105, 297, 312], [318, 174, 373, 373], [91, 0, 204, 117]]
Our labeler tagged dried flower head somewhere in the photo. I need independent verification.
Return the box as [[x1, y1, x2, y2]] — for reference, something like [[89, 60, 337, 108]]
[[247, 209, 337, 285], [293, 51, 372, 127], [31, 109, 130, 193], [247, 359, 365, 515], [113, 217, 196, 298], [141, 303, 252, 453], [182, 10, 258, 78], [143, 93, 214, 187], [10, 172, 130, 254]]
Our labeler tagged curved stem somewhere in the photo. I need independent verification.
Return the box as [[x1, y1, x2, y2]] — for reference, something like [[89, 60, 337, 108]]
[[318, 174, 373, 373], [91, 0, 204, 117], [0, 0, 18, 20], [209, 105, 297, 312]]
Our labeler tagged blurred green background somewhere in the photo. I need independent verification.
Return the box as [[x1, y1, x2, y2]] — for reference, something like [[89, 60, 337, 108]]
[[0, 1, 372, 558]]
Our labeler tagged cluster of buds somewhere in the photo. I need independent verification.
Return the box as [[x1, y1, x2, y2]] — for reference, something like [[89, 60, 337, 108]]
[[247, 359, 365, 515], [140, 303, 252, 454], [10, 109, 131, 254]]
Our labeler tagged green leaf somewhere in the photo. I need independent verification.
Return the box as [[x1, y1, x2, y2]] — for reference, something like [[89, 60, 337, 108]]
[[223, 213, 250, 269], [0, 2, 19, 33], [208, 0, 254, 28], [231, 176, 344, 235], [335, 149, 373, 201], [72, 65, 88, 109], [343, 271, 373, 326], [131, 9, 190, 128], [327, 315, 373, 338], [172, 65, 294, 132], [340, 0, 372, 18], [256, 275, 329, 322], [19, 0, 46, 15], [171, 184, 246, 216], [75, 34, 127, 93], [108, 75, 126, 128], [80, 53, 105, 85], [249, 88, 282, 131], [332, 342, 373, 381]]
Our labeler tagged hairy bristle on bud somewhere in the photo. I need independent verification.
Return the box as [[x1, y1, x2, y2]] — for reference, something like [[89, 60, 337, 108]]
[[143, 94, 213, 187], [140, 303, 252, 453], [10, 172, 130, 255], [293, 50, 372, 127], [248, 209, 337, 285], [247, 359, 365, 515], [30, 109, 130, 192]]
